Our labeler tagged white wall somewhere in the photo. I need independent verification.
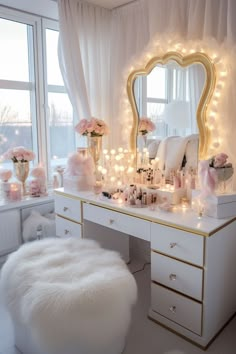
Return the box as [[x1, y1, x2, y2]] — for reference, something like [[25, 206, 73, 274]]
[[0, 0, 58, 19]]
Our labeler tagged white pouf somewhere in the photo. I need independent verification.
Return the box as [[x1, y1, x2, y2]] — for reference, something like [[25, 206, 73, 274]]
[[0, 238, 137, 354]]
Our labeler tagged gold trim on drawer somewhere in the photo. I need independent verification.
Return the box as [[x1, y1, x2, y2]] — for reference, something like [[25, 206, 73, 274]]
[[55, 214, 82, 225], [152, 281, 202, 304], [151, 249, 203, 269]]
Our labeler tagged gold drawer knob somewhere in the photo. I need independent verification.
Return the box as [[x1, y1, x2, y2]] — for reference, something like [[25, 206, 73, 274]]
[[109, 219, 115, 224], [169, 273, 177, 281], [169, 242, 177, 248], [64, 229, 70, 235], [169, 306, 176, 313], [63, 207, 69, 212]]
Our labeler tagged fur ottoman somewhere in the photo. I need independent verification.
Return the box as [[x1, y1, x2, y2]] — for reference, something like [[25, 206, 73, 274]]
[[0, 238, 137, 354]]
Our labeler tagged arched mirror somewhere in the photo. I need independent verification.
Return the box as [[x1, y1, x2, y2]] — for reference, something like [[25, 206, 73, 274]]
[[127, 52, 216, 172]]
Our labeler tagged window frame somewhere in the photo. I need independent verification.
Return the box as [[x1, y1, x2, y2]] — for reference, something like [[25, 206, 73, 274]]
[[0, 7, 42, 167], [0, 6, 76, 180]]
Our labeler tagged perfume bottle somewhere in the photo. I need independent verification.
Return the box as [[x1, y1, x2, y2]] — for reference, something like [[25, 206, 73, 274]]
[[160, 174, 165, 188]]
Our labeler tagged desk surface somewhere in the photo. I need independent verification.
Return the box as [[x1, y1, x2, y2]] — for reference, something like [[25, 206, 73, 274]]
[[0, 194, 54, 212], [55, 188, 236, 237]]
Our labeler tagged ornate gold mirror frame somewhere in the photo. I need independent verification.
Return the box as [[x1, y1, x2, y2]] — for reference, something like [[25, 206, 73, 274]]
[[127, 51, 216, 160]]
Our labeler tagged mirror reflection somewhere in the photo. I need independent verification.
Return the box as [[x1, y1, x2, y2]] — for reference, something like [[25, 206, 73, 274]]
[[134, 61, 206, 140], [133, 61, 206, 176]]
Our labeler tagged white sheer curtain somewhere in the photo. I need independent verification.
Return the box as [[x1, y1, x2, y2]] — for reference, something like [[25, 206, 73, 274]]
[[147, 0, 236, 43], [188, 65, 206, 134], [57, 0, 111, 123], [110, 0, 149, 147]]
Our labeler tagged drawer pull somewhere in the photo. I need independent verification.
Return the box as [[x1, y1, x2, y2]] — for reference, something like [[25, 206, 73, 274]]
[[63, 207, 69, 212], [109, 219, 115, 224], [169, 273, 177, 281], [169, 242, 177, 248], [64, 229, 70, 235], [169, 306, 176, 314]]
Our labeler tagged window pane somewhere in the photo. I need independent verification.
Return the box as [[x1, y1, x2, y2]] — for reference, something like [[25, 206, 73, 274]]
[[46, 29, 64, 86], [48, 92, 75, 165], [147, 102, 165, 118], [147, 102, 167, 138], [147, 66, 167, 99], [0, 18, 31, 81], [0, 89, 34, 162]]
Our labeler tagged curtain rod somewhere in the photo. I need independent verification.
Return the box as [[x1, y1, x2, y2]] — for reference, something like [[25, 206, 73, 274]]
[[52, 0, 138, 11]]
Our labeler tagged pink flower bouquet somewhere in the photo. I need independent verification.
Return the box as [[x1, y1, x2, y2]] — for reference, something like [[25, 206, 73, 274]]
[[210, 153, 228, 168], [3, 146, 35, 163], [75, 117, 109, 137], [138, 117, 156, 135]]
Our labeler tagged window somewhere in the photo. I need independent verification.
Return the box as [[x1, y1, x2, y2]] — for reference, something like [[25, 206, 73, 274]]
[[135, 65, 169, 139], [0, 8, 76, 178], [0, 16, 37, 169], [135, 63, 194, 139]]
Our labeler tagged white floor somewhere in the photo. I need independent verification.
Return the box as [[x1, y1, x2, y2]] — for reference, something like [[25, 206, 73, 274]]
[[0, 260, 236, 354]]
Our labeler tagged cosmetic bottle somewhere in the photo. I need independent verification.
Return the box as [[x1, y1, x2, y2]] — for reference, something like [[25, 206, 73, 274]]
[[142, 192, 147, 205], [173, 174, 180, 189], [180, 170, 185, 188], [154, 168, 161, 184], [160, 174, 165, 188]]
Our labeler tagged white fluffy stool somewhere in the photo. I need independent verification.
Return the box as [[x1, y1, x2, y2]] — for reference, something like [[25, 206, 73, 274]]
[[1, 238, 137, 354]]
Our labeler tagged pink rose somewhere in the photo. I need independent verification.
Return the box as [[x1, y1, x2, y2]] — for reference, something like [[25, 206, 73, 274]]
[[213, 153, 228, 168], [74, 117, 109, 137], [138, 117, 156, 134], [75, 119, 88, 135], [3, 146, 35, 162]]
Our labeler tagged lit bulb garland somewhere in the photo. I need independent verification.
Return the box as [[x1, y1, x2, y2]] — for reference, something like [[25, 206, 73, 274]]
[[119, 34, 229, 157], [97, 148, 135, 188]]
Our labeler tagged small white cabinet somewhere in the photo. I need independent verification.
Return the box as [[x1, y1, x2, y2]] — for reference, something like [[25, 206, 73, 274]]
[[0, 209, 21, 256], [0, 195, 54, 266]]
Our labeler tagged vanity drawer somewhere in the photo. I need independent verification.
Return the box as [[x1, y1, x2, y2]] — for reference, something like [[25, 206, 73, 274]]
[[55, 194, 81, 222], [56, 215, 82, 239], [151, 223, 204, 266], [83, 203, 150, 241], [151, 252, 203, 301], [151, 283, 202, 335]]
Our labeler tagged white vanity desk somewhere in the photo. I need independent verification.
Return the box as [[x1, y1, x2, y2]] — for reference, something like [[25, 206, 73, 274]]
[[54, 188, 236, 348]]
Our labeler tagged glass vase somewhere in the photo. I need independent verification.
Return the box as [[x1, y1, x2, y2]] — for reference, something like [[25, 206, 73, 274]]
[[215, 166, 234, 194], [87, 136, 102, 167], [138, 134, 148, 151], [14, 161, 29, 196]]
